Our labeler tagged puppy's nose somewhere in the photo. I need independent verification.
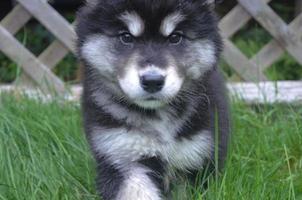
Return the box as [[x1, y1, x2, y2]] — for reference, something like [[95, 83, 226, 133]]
[[140, 73, 165, 93]]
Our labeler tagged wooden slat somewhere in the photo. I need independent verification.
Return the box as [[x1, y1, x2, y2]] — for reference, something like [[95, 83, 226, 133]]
[[38, 41, 71, 69], [228, 81, 302, 104], [219, 0, 272, 38], [238, 0, 302, 65], [223, 39, 267, 82], [1, 2, 75, 69], [0, 0, 300, 97], [12, 1, 76, 86], [0, 24, 65, 94], [1, 4, 37, 87], [19, 22, 76, 84], [0, 4, 32, 35], [217, 0, 273, 81], [251, 13, 302, 71], [17, 30, 74, 85], [1, 82, 302, 104], [38, 22, 76, 69], [17, 0, 76, 53]]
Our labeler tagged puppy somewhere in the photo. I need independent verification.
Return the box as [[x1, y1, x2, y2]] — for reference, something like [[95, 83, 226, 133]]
[[76, 0, 230, 199]]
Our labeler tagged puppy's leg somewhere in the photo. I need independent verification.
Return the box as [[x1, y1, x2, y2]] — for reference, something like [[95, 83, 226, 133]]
[[116, 165, 163, 200], [117, 156, 166, 200], [96, 156, 165, 200], [95, 156, 125, 200]]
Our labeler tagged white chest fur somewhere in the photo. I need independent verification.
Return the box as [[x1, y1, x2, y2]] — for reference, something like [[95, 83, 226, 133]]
[[92, 121, 213, 170]]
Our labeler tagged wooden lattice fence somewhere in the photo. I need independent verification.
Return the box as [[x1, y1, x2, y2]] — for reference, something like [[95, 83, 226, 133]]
[[0, 0, 301, 102]]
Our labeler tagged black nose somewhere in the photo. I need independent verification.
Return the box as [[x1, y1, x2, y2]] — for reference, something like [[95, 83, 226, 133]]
[[140, 73, 165, 93]]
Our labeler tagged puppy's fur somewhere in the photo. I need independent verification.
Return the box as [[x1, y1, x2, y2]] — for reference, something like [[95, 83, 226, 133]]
[[76, 0, 230, 199]]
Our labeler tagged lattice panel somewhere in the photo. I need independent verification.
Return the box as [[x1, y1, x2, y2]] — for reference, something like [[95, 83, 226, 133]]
[[220, 0, 302, 82], [0, 0, 301, 94], [0, 0, 75, 94]]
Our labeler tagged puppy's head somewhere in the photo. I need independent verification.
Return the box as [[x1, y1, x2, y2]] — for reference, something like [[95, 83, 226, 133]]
[[77, 0, 222, 109]]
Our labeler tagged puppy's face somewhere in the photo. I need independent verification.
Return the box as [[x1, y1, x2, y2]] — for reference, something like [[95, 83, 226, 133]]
[[77, 0, 222, 109]]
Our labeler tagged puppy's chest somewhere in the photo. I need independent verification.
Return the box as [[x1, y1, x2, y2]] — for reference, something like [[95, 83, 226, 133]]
[[115, 118, 180, 157], [136, 120, 211, 169], [94, 116, 213, 170]]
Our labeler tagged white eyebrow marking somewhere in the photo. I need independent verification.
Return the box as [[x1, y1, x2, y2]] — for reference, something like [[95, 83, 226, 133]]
[[160, 12, 185, 36], [119, 11, 145, 37]]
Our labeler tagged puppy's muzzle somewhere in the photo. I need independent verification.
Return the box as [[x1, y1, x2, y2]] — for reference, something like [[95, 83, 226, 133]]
[[140, 72, 165, 93]]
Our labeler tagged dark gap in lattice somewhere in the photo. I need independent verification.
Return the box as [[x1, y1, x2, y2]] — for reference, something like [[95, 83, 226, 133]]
[[269, 0, 296, 24], [51, 5, 77, 23], [49, 0, 84, 12], [61, 12, 77, 23], [231, 20, 273, 59], [0, 0, 13, 20], [219, 59, 242, 82], [216, 1, 237, 19], [265, 53, 302, 81], [15, 19, 55, 56], [0, 53, 20, 83], [54, 53, 80, 83]]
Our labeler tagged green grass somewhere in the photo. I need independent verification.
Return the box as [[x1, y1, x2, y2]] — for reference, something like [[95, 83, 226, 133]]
[[0, 94, 301, 200]]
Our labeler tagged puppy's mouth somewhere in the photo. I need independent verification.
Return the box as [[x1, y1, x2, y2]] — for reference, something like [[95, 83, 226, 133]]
[[145, 97, 159, 101], [118, 81, 182, 109], [134, 98, 166, 109], [140, 94, 172, 103]]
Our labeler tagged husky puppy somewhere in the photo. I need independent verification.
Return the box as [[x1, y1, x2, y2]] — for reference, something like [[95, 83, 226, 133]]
[[76, 0, 230, 199]]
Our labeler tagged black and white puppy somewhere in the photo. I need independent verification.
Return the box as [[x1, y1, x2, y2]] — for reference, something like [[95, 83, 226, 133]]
[[76, 0, 230, 199]]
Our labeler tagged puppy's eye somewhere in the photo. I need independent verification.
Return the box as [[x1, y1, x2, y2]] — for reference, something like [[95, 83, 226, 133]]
[[120, 33, 134, 44], [169, 33, 183, 44]]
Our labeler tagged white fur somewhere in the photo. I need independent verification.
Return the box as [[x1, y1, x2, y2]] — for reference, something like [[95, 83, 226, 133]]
[[92, 88, 164, 125], [91, 90, 130, 120], [166, 133, 213, 170], [116, 166, 162, 200], [92, 127, 213, 170], [81, 35, 115, 74], [135, 100, 166, 109], [119, 11, 145, 37], [137, 65, 183, 101], [138, 65, 167, 77], [92, 128, 159, 165], [187, 40, 216, 79], [160, 66, 184, 100], [160, 12, 185, 36], [118, 59, 184, 109], [118, 62, 146, 100]]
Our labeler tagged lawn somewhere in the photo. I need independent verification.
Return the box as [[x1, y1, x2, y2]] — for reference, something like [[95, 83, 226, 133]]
[[0, 94, 301, 200]]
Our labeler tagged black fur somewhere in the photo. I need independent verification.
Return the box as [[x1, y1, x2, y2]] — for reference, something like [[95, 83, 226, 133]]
[[138, 156, 167, 193], [77, 0, 229, 199], [95, 155, 124, 200]]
